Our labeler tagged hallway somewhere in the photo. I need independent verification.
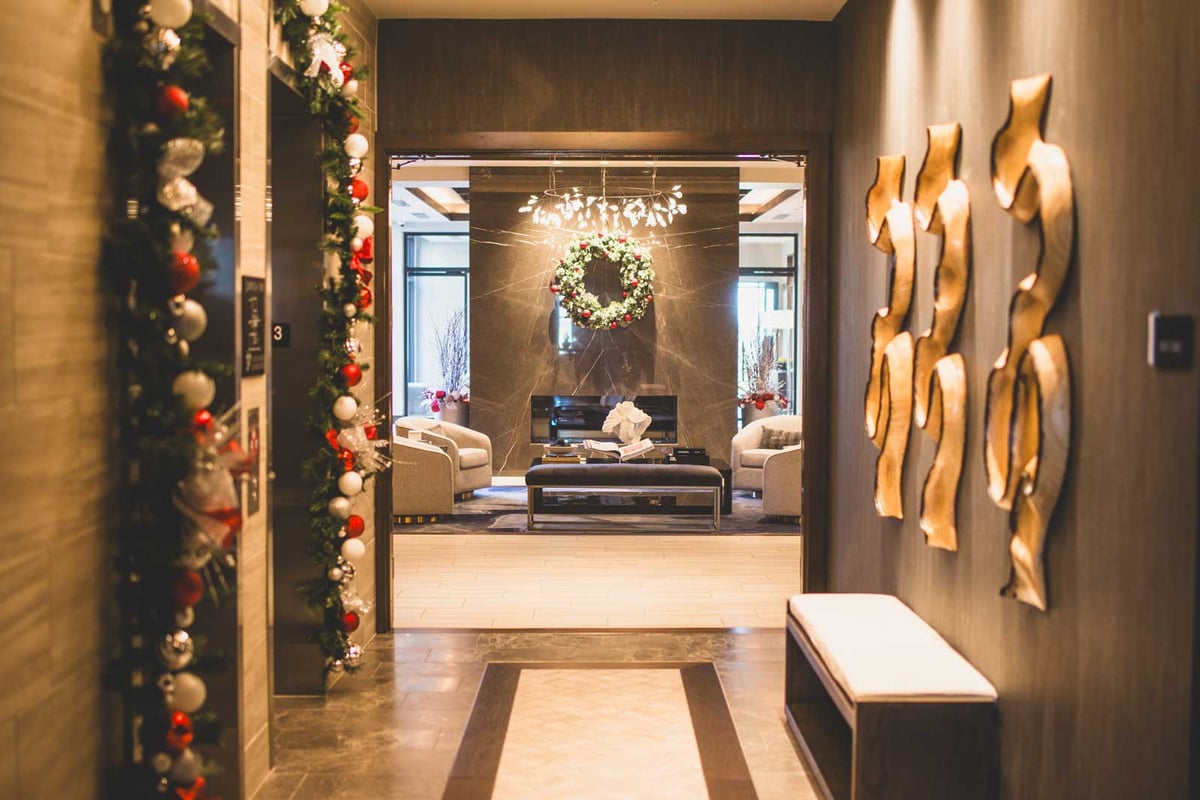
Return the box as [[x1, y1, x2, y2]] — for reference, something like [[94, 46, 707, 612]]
[[256, 631, 816, 799]]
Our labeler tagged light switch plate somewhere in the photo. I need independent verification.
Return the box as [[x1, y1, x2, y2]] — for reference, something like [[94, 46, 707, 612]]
[[1147, 312, 1195, 369]]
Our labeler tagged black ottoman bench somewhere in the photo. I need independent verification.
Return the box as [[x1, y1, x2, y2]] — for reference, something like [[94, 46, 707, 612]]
[[524, 463, 725, 530]]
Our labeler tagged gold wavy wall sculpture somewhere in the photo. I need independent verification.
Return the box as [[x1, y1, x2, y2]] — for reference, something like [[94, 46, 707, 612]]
[[864, 155, 915, 519], [987, 74, 1074, 610], [912, 123, 971, 551]]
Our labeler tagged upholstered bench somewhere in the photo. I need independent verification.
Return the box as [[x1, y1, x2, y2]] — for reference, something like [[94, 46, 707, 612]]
[[785, 594, 998, 800], [524, 463, 724, 530]]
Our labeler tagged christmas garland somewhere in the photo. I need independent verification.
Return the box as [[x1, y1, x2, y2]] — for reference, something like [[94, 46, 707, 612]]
[[104, 0, 245, 797], [550, 233, 655, 329], [274, 0, 388, 677]]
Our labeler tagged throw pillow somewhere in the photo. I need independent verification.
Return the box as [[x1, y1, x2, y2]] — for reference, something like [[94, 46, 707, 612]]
[[760, 426, 802, 450]]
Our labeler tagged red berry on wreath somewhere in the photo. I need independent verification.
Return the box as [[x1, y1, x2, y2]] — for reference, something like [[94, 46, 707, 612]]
[[622, 291, 628, 298], [357, 286, 373, 309], [618, 236, 626, 243], [349, 178, 369, 201], [624, 314, 633, 321], [630, 279, 638, 287], [341, 611, 360, 633], [170, 568, 205, 609], [156, 85, 190, 117], [345, 514, 365, 537], [647, 295, 654, 303], [339, 62, 354, 83], [550, 285, 559, 293], [169, 252, 200, 294], [581, 310, 591, 318], [610, 322, 618, 329], [341, 363, 363, 387], [634, 253, 642, 261]]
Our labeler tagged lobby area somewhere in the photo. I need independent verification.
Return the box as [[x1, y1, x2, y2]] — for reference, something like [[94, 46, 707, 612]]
[[3, 0, 1198, 799]]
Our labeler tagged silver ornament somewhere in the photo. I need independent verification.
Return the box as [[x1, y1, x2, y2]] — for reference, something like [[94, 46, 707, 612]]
[[158, 630, 195, 671], [344, 644, 363, 668], [158, 138, 206, 180], [169, 747, 202, 785], [143, 27, 181, 70]]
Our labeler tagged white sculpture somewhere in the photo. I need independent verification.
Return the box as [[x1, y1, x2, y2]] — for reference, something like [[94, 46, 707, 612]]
[[602, 401, 652, 445]]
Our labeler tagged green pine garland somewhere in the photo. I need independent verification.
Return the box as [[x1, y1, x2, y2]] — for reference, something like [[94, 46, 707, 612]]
[[274, 0, 382, 677], [552, 233, 656, 329], [103, 1, 232, 796]]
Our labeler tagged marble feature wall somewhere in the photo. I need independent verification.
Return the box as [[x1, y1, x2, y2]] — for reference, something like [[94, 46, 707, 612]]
[[469, 168, 740, 473]]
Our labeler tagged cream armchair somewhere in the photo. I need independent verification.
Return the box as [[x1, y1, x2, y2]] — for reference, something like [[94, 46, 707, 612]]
[[731, 415, 803, 518], [392, 417, 492, 517]]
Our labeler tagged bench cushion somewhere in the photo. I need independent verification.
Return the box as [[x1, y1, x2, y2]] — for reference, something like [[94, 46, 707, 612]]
[[525, 463, 723, 487], [789, 593, 997, 703]]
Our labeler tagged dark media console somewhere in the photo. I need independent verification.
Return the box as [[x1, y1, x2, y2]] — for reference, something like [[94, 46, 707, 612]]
[[530, 395, 678, 444]]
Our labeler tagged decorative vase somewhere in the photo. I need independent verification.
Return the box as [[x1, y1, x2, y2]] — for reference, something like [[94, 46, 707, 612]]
[[742, 403, 779, 427], [439, 401, 470, 428]]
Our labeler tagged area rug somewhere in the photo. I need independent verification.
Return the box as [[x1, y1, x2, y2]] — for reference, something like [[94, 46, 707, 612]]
[[443, 662, 757, 800], [397, 485, 801, 535]]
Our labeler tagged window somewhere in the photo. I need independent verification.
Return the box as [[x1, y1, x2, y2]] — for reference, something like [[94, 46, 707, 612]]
[[402, 233, 469, 415], [738, 234, 801, 415]]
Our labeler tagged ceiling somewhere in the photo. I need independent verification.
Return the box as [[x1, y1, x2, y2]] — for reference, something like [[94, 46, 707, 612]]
[[366, 0, 846, 21]]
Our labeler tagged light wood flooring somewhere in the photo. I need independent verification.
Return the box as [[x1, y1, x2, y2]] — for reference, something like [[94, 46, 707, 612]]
[[392, 534, 803, 629]]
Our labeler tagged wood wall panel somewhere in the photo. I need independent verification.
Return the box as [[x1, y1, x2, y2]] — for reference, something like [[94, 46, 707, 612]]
[[829, 1, 1200, 797], [377, 19, 834, 136]]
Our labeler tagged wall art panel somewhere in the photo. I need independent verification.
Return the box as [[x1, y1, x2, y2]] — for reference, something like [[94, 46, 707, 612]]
[[987, 74, 1075, 610], [863, 155, 915, 518], [912, 123, 971, 550]]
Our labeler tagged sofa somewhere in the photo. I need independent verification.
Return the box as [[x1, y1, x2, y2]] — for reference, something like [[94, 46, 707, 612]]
[[730, 414, 803, 518], [391, 417, 493, 517]]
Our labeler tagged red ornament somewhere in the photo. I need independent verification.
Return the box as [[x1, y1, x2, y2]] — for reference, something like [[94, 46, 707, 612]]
[[339, 450, 356, 471], [169, 252, 200, 294], [356, 286, 373, 309], [348, 178, 369, 201], [156, 85, 189, 117], [192, 409, 213, 429], [341, 363, 363, 387], [170, 569, 204, 609], [630, 279, 639, 287], [647, 295, 654, 303], [622, 291, 628, 298], [341, 611, 361, 633], [363, 424, 378, 440], [166, 711, 194, 751], [357, 237, 374, 262], [345, 514, 365, 537], [430, 401, 440, 413], [549, 285, 559, 294], [610, 322, 618, 329], [581, 309, 591, 318], [339, 62, 354, 83], [634, 253, 642, 261], [624, 314, 633, 321]]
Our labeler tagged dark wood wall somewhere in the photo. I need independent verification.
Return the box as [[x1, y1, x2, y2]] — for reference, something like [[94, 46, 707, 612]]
[[376, 19, 834, 138], [829, 1, 1200, 797]]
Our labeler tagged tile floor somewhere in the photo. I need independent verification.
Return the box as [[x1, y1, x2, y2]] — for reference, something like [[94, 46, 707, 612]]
[[393, 534, 804, 629], [254, 631, 818, 800]]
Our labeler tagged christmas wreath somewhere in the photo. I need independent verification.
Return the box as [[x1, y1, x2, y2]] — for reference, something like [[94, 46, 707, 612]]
[[550, 233, 655, 330]]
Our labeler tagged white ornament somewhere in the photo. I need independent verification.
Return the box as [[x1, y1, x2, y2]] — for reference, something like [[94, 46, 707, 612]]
[[352, 214, 374, 239], [349, 237, 363, 252], [173, 299, 207, 342], [341, 537, 367, 562], [298, 0, 329, 16], [172, 370, 215, 411], [149, 0, 193, 28], [338, 471, 364, 496], [166, 672, 206, 713], [340, 79, 359, 98], [327, 497, 351, 519], [327, 566, 344, 582], [333, 395, 358, 421], [344, 133, 369, 159], [343, 303, 358, 319]]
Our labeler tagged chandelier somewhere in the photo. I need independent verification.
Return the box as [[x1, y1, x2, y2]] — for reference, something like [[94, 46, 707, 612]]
[[518, 168, 687, 232]]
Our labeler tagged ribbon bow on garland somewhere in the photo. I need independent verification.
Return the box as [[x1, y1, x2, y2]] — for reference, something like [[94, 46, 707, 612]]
[[275, 0, 387, 677]]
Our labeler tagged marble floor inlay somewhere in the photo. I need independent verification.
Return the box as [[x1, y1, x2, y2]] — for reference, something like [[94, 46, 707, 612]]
[[253, 631, 818, 800]]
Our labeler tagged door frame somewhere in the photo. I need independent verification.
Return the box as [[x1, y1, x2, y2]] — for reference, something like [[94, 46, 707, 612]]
[[372, 131, 833, 632]]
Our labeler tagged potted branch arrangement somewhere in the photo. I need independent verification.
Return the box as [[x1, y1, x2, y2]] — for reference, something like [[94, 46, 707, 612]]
[[739, 330, 789, 425], [422, 309, 470, 426]]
